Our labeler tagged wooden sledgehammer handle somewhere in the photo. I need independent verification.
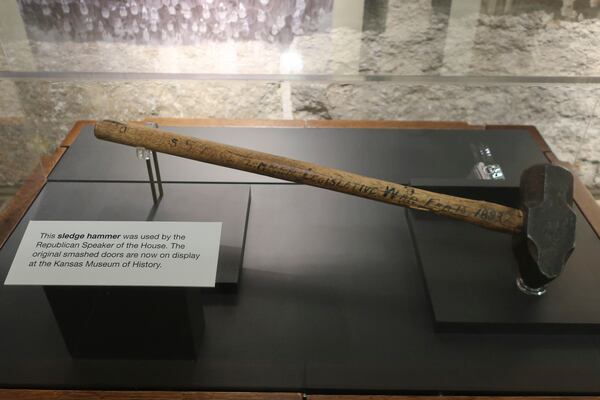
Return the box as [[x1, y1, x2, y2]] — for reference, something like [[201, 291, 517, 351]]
[[95, 120, 524, 234]]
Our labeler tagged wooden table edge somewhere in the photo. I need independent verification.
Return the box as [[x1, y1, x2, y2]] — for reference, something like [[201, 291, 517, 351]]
[[305, 120, 484, 129], [59, 119, 523, 134], [60, 120, 96, 147], [0, 389, 302, 400], [142, 118, 483, 130], [0, 147, 66, 249], [1, 391, 599, 400]]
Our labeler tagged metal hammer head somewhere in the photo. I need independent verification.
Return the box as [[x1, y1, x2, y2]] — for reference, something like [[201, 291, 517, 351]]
[[513, 164, 576, 295]]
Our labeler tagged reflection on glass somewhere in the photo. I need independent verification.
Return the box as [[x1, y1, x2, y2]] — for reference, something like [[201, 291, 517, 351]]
[[280, 49, 303, 72], [17, 0, 334, 45]]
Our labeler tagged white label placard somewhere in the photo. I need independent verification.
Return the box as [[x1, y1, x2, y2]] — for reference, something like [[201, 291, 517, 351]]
[[4, 221, 222, 287]]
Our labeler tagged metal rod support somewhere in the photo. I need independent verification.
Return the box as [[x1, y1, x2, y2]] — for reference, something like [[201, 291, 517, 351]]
[[145, 158, 158, 203], [152, 150, 164, 198]]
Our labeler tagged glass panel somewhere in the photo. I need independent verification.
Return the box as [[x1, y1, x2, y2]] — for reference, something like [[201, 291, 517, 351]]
[[0, 0, 598, 196], [0, 0, 598, 77]]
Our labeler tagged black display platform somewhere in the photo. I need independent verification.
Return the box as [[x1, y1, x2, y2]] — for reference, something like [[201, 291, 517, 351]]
[[1, 124, 600, 393], [44, 286, 204, 359], [408, 185, 600, 333]]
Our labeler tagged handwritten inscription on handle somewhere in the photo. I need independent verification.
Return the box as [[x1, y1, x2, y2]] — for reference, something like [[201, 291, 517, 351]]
[[95, 120, 524, 234]]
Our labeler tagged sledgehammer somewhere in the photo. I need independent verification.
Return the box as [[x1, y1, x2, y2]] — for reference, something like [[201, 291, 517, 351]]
[[94, 120, 576, 295]]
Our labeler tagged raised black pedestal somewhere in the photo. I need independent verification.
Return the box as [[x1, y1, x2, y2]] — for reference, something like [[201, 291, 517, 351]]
[[3, 182, 250, 288], [409, 184, 600, 334], [44, 286, 204, 359]]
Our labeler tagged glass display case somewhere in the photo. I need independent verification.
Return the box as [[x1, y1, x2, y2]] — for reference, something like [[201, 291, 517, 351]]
[[0, 0, 599, 205], [0, 1, 600, 397]]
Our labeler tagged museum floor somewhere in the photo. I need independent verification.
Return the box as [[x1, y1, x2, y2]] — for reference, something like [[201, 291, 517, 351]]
[[0, 0, 599, 211]]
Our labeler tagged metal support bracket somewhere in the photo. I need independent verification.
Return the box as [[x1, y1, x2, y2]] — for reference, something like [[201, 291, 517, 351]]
[[136, 123, 163, 204], [137, 147, 163, 204]]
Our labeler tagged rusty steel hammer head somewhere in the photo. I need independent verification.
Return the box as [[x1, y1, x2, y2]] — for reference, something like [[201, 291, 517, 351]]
[[513, 164, 576, 295]]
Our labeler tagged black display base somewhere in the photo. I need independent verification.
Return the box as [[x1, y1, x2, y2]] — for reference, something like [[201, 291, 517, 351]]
[[408, 185, 600, 334], [44, 286, 204, 359], [0, 182, 249, 358], [1, 182, 251, 289], [149, 184, 251, 289]]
